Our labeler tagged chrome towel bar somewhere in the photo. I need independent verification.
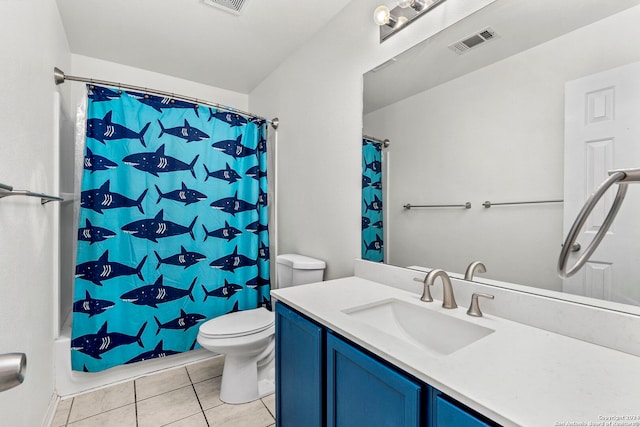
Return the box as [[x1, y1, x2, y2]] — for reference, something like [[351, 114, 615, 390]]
[[0, 182, 63, 205], [558, 168, 640, 278], [483, 199, 563, 208], [404, 202, 471, 209]]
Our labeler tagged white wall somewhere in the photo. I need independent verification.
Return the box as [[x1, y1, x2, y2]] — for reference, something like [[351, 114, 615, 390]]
[[364, 5, 640, 291], [249, 0, 496, 280], [0, 0, 71, 425]]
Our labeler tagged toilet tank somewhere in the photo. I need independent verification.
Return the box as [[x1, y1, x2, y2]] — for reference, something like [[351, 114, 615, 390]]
[[276, 254, 326, 288]]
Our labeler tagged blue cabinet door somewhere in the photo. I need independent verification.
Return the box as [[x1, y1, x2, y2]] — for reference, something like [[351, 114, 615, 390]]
[[326, 333, 422, 427], [275, 302, 324, 427], [433, 394, 495, 427]]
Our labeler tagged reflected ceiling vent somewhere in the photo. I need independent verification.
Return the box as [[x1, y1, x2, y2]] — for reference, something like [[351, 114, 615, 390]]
[[203, 0, 250, 16], [449, 27, 500, 55]]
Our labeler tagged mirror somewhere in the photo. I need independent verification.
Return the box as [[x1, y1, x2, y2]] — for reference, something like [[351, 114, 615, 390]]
[[362, 0, 640, 309]]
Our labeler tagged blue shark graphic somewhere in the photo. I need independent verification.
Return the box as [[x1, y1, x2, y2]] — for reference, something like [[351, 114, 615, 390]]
[[250, 116, 266, 125], [126, 340, 181, 364], [210, 191, 257, 216], [365, 235, 384, 253], [123, 145, 199, 178], [258, 189, 268, 206], [128, 92, 200, 117], [245, 220, 260, 235], [211, 135, 257, 159], [84, 148, 118, 173], [75, 251, 146, 287], [371, 220, 384, 229], [209, 247, 257, 272], [71, 321, 147, 359], [227, 301, 240, 314], [73, 290, 115, 318], [202, 279, 243, 301], [87, 111, 150, 147], [78, 219, 117, 245], [81, 180, 147, 215], [259, 242, 269, 260], [245, 166, 267, 181], [257, 134, 267, 152], [362, 175, 372, 188], [154, 246, 206, 270], [202, 222, 242, 242], [365, 158, 382, 174], [88, 86, 121, 102], [246, 275, 270, 290], [260, 296, 272, 311], [158, 119, 210, 143], [204, 163, 241, 184], [365, 195, 383, 213], [208, 109, 247, 127], [155, 182, 207, 206], [121, 210, 197, 242], [154, 309, 206, 335], [362, 217, 371, 230], [371, 181, 383, 190], [120, 276, 196, 308]]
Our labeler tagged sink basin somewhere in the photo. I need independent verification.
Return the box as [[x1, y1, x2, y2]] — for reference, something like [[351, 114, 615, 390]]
[[343, 299, 494, 356]]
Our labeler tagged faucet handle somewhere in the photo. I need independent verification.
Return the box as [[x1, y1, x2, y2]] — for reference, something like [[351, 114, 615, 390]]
[[467, 292, 495, 317], [413, 277, 433, 302]]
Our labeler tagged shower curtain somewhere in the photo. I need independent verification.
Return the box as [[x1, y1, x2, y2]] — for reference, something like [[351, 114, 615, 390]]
[[71, 85, 270, 372], [362, 138, 384, 262]]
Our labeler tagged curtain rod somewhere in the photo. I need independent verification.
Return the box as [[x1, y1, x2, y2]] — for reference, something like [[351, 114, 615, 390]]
[[363, 135, 390, 147], [53, 67, 279, 130]]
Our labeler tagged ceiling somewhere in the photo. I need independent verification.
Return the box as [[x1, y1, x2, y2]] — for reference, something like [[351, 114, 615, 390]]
[[56, 0, 353, 94], [364, 0, 640, 114]]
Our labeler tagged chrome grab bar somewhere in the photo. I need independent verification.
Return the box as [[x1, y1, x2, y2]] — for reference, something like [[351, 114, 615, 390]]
[[483, 199, 563, 208], [558, 168, 640, 278]]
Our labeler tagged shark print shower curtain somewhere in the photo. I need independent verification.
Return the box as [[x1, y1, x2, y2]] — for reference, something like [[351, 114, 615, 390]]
[[71, 85, 270, 372], [362, 138, 384, 262]]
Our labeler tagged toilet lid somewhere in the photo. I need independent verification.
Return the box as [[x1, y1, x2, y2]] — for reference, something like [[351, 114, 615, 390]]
[[199, 307, 274, 338]]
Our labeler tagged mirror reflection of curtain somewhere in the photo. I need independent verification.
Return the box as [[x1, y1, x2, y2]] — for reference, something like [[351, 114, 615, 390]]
[[362, 138, 384, 262], [71, 85, 270, 372]]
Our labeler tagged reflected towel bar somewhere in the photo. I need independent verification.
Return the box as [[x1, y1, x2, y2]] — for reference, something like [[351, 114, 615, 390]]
[[0, 182, 63, 205], [483, 199, 563, 208], [404, 202, 471, 209]]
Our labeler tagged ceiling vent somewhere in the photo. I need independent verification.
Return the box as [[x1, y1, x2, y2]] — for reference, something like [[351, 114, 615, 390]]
[[449, 27, 500, 55], [203, 0, 250, 16]]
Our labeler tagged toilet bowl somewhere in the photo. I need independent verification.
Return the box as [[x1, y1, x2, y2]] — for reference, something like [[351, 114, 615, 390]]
[[197, 307, 276, 404], [197, 254, 326, 404]]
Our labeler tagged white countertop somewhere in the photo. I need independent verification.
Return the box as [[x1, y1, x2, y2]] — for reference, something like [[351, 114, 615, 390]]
[[271, 277, 640, 427]]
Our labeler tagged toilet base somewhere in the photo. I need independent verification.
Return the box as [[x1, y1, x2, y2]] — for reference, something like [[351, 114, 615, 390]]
[[219, 353, 275, 404]]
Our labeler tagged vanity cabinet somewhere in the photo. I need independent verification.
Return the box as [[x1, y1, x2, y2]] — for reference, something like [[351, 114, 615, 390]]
[[275, 302, 498, 427], [326, 333, 422, 427]]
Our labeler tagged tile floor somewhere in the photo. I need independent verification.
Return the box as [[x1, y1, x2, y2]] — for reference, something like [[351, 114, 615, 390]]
[[51, 356, 276, 427]]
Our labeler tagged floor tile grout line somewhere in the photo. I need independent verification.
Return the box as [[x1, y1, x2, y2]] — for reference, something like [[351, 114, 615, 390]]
[[260, 397, 276, 421], [65, 397, 75, 426], [134, 379, 139, 427], [186, 366, 211, 427]]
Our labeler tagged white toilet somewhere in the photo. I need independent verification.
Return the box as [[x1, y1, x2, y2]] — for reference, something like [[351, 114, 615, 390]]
[[197, 254, 326, 404]]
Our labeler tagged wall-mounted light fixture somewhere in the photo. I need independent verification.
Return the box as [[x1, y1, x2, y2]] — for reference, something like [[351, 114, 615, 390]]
[[374, 0, 447, 42]]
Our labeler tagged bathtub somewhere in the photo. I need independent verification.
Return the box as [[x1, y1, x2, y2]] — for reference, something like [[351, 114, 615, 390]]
[[55, 313, 214, 397]]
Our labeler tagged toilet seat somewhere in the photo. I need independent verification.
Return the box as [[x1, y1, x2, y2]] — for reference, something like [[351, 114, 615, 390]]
[[199, 307, 274, 339]]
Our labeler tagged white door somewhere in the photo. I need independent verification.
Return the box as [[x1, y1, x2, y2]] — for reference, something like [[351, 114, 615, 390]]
[[563, 61, 640, 306]]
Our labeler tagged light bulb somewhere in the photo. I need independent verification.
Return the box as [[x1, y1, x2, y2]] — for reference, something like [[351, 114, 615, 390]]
[[373, 5, 391, 26], [397, 0, 412, 8]]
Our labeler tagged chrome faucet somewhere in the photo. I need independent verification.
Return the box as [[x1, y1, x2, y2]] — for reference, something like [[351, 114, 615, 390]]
[[464, 261, 486, 281], [424, 269, 457, 309]]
